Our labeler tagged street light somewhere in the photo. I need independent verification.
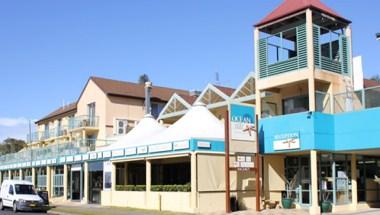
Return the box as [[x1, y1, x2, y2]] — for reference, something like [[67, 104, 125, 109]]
[[377, 33, 380, 40]]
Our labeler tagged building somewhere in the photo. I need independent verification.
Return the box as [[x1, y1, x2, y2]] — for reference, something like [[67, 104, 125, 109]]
[[0, 76, 188, 204], [1, 0, 380, 214]]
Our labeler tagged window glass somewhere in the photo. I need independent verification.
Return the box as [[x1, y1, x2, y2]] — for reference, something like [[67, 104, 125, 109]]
[[283, 96, 309, 115], [15, 184, 36, 195], [9, 185, 14, 195]]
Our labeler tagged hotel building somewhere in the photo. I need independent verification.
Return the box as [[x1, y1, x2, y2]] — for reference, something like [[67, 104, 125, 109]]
[[1, 0, 380, 214]]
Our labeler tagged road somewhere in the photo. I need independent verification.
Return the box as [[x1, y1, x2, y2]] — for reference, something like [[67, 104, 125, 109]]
[[0, 208, 47, 215]]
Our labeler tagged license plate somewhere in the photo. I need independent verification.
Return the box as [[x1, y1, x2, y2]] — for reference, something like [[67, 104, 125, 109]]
[[29, 204, 36, 207]]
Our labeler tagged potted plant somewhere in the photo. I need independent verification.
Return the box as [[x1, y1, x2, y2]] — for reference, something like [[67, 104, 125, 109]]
[[321, 192, 332, 213], [281, 175, 297, 209]]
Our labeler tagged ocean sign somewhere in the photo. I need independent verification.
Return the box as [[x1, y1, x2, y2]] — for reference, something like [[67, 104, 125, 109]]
[[230, 104, 256, 141]]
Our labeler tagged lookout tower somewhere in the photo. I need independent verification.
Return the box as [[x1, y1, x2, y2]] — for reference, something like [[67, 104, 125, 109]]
[[254, 0, 352, 118]]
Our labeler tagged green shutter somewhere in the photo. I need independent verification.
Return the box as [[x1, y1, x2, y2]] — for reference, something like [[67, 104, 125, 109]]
[[258, 38, 268, 79], [341, 36, 350, 74], [297, 24, 308, 69], [313, 26, 321, 68]]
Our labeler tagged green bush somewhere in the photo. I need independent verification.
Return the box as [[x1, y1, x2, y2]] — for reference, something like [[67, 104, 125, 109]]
[[115, 185, 146, 191], [150, 183, 190, 192]]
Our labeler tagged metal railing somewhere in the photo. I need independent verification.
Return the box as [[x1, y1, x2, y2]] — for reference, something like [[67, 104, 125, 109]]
[[0, 139, 114, 165], [27, 127, 70, 144], [69, 115, 99, 130], [334, 86, 380, 113]]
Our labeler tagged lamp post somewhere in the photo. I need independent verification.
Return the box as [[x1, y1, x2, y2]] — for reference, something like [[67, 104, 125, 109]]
[[376, 33, 380, 40]]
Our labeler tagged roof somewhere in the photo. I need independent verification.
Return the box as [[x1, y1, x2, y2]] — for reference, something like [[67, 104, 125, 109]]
[[36, 102, 77, 124], [90, 76, 189, 102], [214, 85, 235, 96], [364, 79, 380, 88], [255, 0, 350, 27], [179, 94, 198, 105]]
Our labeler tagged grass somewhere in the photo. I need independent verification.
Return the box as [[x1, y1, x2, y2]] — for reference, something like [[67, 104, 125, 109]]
[[49, 205, 193, 215]]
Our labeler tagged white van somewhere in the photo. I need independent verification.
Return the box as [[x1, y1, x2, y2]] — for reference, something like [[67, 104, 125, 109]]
[[0, 180, 46, 213]]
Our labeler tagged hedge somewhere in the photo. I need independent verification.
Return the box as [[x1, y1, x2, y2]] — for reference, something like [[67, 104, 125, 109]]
[[151, 183, 191, 192], [116, 185, 146, 191]]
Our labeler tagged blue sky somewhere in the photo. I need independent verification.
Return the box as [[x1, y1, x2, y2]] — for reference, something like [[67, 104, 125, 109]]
[[0, 0, 379, 141]]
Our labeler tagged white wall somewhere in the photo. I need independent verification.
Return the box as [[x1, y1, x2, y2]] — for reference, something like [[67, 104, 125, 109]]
[[353, 56, 364, 91]]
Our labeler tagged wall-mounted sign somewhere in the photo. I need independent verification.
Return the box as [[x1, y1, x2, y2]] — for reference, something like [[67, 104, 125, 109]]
[[233, 154, 255, 171], [125, 148, 137, 156], [230, 104, 256, 141], [149, 143, 172, 153], [273, 132, 300, 151], [137, 146, 148, 154], [173, 141, 190, 150], [103, 161, 112, 191]]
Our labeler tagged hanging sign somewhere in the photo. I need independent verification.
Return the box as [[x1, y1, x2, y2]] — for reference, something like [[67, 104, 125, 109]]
[[229, 103, 256, 141], [273, 132, 300, 150]]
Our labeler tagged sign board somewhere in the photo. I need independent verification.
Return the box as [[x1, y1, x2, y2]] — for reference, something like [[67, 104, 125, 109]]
[[273, 132, 300, 151], [232, 154, 255, 171], [103, 161, 112, 191], [229, 103, 256, 141]]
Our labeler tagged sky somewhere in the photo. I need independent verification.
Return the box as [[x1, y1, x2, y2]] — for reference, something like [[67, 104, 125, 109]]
[[0, 0, 379, 141]]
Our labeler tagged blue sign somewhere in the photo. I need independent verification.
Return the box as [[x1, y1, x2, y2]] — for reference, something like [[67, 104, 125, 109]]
[[230, 103, 256, 141]]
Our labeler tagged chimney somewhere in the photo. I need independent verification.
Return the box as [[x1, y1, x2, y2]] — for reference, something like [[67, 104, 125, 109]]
[[189, 90, 201, 97], [145, 81, 152, 115]]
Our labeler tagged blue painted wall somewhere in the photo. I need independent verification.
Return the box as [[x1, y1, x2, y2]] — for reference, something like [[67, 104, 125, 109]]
[[260, 108, 380, 154]]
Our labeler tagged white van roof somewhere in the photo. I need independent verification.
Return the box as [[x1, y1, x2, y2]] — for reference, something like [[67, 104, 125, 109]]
[[2, 180, 33, 185]]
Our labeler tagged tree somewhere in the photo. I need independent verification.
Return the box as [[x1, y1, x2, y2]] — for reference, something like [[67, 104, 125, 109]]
[[370, 74, 380, 83], [0, 138, 27, 155], [138, 74, 150, 84]]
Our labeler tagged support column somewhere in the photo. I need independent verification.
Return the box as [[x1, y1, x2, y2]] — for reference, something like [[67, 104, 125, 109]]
[[310, 150, 320, 214], [190, 153, 197, 210], [254, 27, 262, 118], [146, 160, 151, 208], [46, 166, 52, 199], [111, 162, 116, 191], [32, 168, 36, 187], [308, 78, 316, 112], [19, 169, 23, 180], [83, 162, 89, 204], [124, 163, 128, 185], [8, 170, 11, 180], [0, 171, 2, 184], [63, 164, 68, 200], [351, 154, 358, 210], [306, 9, 316, 112]]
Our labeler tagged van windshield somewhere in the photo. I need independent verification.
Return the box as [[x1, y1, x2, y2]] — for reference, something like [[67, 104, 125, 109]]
[[15, 184, 36, 195]]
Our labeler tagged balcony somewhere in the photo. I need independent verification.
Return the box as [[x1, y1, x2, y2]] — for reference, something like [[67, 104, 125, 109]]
[[26, 127, 69, 144], [334, 86, 380, 113], [0, 139, 114, 165], [69, 115, 99, 130]]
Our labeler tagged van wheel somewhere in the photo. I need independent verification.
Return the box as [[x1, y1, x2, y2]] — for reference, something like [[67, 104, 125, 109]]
[[13, 201, 17, 213], [0, 200, 4, 210]]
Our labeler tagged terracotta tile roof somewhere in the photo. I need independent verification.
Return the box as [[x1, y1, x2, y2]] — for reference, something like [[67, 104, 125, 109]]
[[364, 79, 380, 88], [214, 85, 235, 96], [90, 76, 189, 102], [36, 102, 77, 124], [255, 0, 350, 27], [179, 94, 198, 105]]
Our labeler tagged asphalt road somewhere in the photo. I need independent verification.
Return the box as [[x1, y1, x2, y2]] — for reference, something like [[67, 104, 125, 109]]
[[0, 208, 47, 215]]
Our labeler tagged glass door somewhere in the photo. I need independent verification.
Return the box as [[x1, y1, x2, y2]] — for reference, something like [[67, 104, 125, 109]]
[[71, 164, 83, 201]]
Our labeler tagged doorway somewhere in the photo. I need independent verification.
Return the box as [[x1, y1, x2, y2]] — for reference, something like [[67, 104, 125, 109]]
[[71, 164, 83, 201]]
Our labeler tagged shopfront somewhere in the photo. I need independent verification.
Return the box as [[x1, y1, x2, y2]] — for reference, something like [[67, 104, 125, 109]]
[[88, 161, 103, 204]]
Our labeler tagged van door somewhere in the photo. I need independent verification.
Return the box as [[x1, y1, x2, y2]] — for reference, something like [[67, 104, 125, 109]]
[[4, 184, 14, 207]]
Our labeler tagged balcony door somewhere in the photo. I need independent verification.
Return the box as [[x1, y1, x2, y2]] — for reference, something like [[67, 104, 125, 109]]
[[87, 102, 96, 126]]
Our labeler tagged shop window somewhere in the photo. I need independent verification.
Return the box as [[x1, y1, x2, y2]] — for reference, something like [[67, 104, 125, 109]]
[[152, 162, 190, 185], [53, 166, 64, 197]]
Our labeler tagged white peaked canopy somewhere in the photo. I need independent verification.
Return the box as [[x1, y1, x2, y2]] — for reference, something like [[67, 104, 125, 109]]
[[105, 114, 166, 150], [145, 102, 224, 144]]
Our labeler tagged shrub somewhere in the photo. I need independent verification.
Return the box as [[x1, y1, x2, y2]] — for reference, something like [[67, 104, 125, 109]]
[[150, 184, 191, 192], [115, 184, 146, 191]]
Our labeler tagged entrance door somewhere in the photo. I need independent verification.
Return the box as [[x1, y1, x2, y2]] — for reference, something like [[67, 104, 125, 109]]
[[285, 156, 311, 207], [71, 164, 83, 201]]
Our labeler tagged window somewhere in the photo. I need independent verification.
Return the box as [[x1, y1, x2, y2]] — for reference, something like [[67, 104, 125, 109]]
[[15, 184, 36, 195], [267, 28, 298, 65], [53, 166, 64, 197], [151, 103, 165, 119], [320, 29, 341, 61], [87, 102, 96, 126], [9, 185, 14, 195], [115, 119, 128, 135], [283, 95, 309, 115]]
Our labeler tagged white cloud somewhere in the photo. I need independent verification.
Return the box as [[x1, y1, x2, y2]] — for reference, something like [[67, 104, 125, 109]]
[[0, 117, 29, 127]]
